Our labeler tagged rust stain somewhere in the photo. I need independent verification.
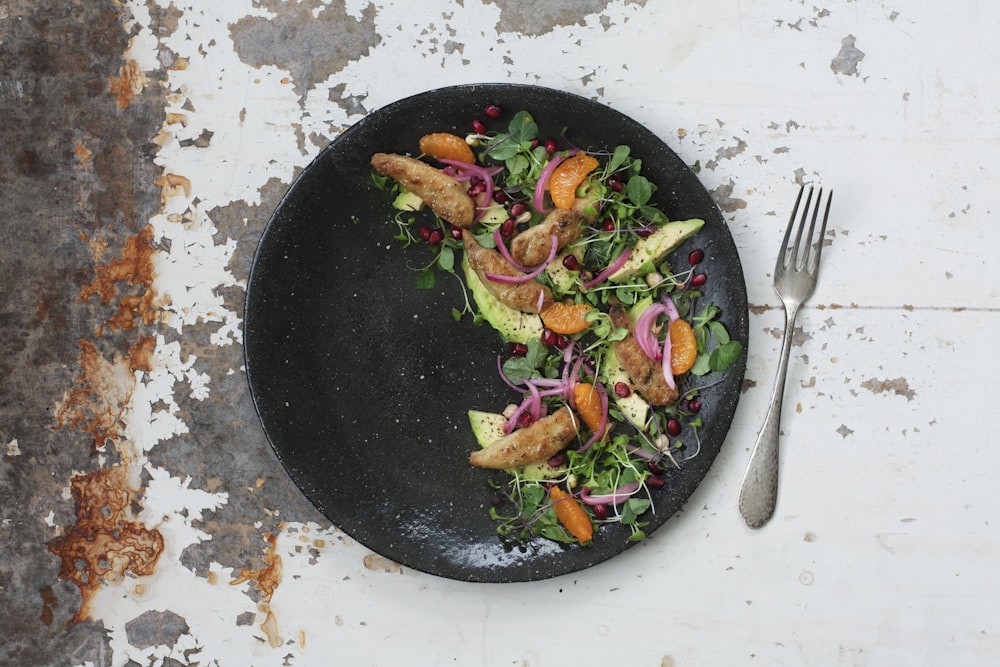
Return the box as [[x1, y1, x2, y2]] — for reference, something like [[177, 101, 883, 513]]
[[47, 467, 165, 623], [108, 59, 148, 109], [74, 141, 93, 167], [79, 231, 110, 264], [54, 339, 140, 454], [154, 172, 192, 201], [39, 585, 58, 627], [231, 531, 284, 648], [79, 224, 161, 335]]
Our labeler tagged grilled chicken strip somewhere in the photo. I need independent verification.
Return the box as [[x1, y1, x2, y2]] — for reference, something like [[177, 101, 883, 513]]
[[370, 152, 476, 227], [609, 302, 679, 406], [511, 207, 588, 267], [469, 407, 578, 469], [463, 230, 555, 313]]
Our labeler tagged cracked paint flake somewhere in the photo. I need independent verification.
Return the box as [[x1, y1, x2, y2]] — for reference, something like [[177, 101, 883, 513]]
[[861, 377, 916, 401], [830, 34, 865, 77]]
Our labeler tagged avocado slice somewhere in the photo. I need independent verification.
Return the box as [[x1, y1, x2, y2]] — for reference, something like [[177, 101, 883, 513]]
[[392, 189, 424, 212], [468, 409, 563, 480], [462, 255, 544, 343], [608, 218, 705, 281], [599, 352, 649, 426]]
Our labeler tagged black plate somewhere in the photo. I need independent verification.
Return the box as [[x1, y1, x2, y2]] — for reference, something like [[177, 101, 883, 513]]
[[244, 83, 748, 582]]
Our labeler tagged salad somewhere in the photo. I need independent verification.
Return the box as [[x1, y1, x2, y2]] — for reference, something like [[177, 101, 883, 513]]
[[370, 104, 742, 546]]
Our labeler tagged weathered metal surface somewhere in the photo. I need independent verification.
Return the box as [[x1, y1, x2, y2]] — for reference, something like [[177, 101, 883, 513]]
[[2, 0, 999, 665]]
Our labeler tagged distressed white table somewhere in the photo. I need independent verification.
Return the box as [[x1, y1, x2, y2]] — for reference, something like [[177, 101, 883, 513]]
[[8, 1, 999, 665]]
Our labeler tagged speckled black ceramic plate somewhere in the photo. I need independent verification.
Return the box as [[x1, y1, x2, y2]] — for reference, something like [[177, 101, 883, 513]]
[[244, 83, 748, 582]]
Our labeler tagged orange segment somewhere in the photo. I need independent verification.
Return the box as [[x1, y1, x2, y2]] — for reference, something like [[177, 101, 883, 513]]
[[669, 318, 698, 375], [572, 382, 604, 433], [540, 302, 593, 335], [548, 153, 599, 210], [418, 132, 476, 165], [549, 486, 593, 542]]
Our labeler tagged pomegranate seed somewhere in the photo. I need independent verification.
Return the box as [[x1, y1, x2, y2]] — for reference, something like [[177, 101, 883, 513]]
[[509, 202, 528, 218], [541, 328, 559, 346], [492, 190, 509, 204], [688, 248, 705, 265], [614, 382, 631, 398], [690, 273, 707, 288], [547, 453, 567, 468], [471, 118, 486, 134], [467, 182, 486, 197], [450, 225, 463, 240], [530, 139, 540, 149], [610, 180, 624, 193], [554, 334, 569, 349], [427, 229, 444, 245], [484, 103, 503, 119], [647, 461, 664, 475], [544, 138, 557, 153], [646, 475, 665, 489], [592, 504, 608, 520], [419, 226, 432, 241], [562, 254, 581, 271], [666, 418, 682, 437], [509, 342, 528, 357], [500, 218, 516, 237], [601, 219, 616, 232], [687, 398, 702, 413], [518, 412, 535, 428]]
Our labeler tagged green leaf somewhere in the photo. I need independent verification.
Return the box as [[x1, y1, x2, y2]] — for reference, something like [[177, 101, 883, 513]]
[[416, 268, 436, 289], [626, 175, 654, 207], [437, 245, 455, 273], [506, 154, 530, 181], [488, 140, 521, 161], [607, 145, 631, 173], [507, 110, 538, 143], [708, 320, 730, 346], [451, 307, 462, 321], [709, 340, 743, 372], [690, 353, 711, 376]]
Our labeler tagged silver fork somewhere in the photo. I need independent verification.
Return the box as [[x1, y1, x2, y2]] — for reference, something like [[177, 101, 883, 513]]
[[738, 185, 832, 528]]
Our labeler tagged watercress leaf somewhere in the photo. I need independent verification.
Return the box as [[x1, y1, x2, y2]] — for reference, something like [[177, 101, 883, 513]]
[[710, 340, 743, 372], [627, 529, 647, 542], [608, 145, 631, 173], [708, 320, 730, 346], [690, 353, 711, 376], [506, 153, 529, 180], [502, 356, 534, 383], [451, 307, 462, 321], [524, 337, 549, 369], [626, 175, 655, 207], [416, 268, 436, 290], [437, 245, 455, 272], [514, 111, 539, 141], [488, 140, 521, 161]]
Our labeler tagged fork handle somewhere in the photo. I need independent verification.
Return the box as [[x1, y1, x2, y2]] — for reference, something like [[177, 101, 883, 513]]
[[738, 303, 799, 528]]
